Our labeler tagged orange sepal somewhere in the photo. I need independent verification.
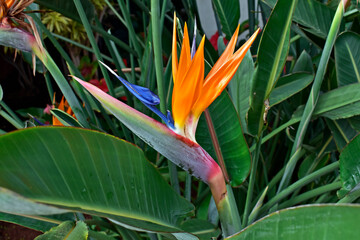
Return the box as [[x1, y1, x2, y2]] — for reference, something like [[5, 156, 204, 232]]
[[192, 28, 260, 117], [172, 36, 205, 128]]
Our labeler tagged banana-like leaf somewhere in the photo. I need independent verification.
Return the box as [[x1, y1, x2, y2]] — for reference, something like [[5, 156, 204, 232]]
[[74, 78, 223, 184], [227, 205, 360, 239], [335, 32, 360, 86], [0, 127, 195, 234], [247, 0, 297, 136]]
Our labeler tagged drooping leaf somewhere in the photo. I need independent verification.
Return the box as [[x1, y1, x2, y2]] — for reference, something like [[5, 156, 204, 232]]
[[338, 134, 360, 198], [196, 92, 251, 187], [227, 205, 360, 239], [0, 212, 57, 233], [0, 27, 35, 52], [211, 0, 240, 38], [0, 188, 68, 216], [35, 221, 88, 240], [247, 0, 297, 136], [35, 0, 94, 23], [269, 73, 314, 107], [228, 50, 255, 133], [335, 32, 360, 86], [263, 0, 335, 39], [0, 127, 195, 234]]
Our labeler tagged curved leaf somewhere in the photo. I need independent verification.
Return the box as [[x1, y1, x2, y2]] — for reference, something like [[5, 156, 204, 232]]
[[269, 73, 314, 107], [335, 32, 360, 86], [196, 92, 251, 187], [247, 0, 297, 136], [0, 127, 194, 233], [227, 205, 360, 239], [338, 133, 360, 198]]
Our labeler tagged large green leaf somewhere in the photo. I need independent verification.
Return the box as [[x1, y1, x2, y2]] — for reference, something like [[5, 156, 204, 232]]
[[335, 32, 360, 86], [228, 50, 255, 133], [227, 205, 360, 239], [211, 0, 240, 38], [263, 0, 335, 38], [196, 92, 251, 187], [35, 0, 94, 23], [247, 0, 297, 136], [0, 127, 194, 234], [338, 134, 360, 198]]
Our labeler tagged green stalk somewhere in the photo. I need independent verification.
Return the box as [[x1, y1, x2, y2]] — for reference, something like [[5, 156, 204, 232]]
[[151, 0, 180, 194], [288, 1, 345, 164], [73, 0, 115, 97], [279, 181, 341, 209], [217, 184, 242, 237], [337, 188, 360, 204], [32, 47, 88, 127], [117, 0, 143, 59], [44, 71, 54, 102], [151, 0, 166, 113], [242, 134, 262, 228], [259, 161, 339, 215], [0, 101, 23, 126], [0, 110, 23, 129]]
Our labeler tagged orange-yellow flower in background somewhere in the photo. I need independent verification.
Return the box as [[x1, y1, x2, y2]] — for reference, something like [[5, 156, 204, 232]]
[[52, 96, 76, 126], [171, 13, 260, 140]]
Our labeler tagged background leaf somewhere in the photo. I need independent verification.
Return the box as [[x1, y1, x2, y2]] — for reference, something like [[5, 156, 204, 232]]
[[228, 50, 255, 133], [247, 0, 297, 136], [35, 0, 95, 22], [0, 127, 194, 233], [335, 32, 360, 86], [35, 221, 88, 240], [262, 0, 335, 38], [211, 0, 240, 38], [338, 133, 360, 198], [227, 205, 360, 239]]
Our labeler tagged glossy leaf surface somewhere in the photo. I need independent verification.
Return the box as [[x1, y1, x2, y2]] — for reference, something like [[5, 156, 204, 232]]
[[0, 127, 194, 233], [227, 205, 360, 239], [196, 92, 251, 187]]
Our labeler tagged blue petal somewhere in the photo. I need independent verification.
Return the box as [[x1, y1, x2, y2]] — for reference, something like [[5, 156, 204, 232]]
[[190, 20, 197, 59], [100, 61, 174, 129], [100, 61, 160, 105]]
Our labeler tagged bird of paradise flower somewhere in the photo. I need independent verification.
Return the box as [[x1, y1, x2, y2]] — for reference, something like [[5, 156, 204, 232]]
[[74, 13, 259, 236]]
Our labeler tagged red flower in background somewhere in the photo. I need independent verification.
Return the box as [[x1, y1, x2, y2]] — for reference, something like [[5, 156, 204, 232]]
[[209, 31, 229, 51], [89, 78, 109, 93]]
